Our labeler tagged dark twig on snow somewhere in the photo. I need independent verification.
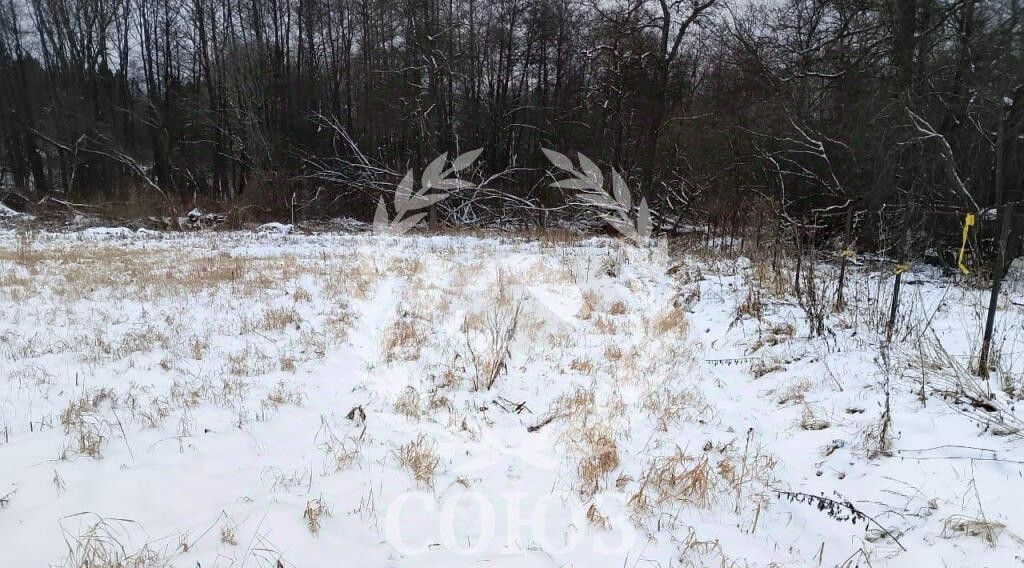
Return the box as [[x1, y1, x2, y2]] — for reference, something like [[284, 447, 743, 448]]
[[774, 489, 907, 551]]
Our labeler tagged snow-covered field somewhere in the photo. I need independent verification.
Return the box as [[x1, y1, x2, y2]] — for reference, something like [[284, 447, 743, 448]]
[[1, 229, 1022, 567]]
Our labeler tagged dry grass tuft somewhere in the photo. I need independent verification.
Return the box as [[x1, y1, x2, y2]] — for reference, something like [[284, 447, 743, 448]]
[[569, 357, 595, 374], [593, 315, 618, 334], [750, 359, 785, 379], [59, 515, 166, 568], [292, 287, 313, 303], [261, 306, 301, 332], [586, 503, 610, 530], [749, 322, 795, 352], [608, 300, 629, 315], [394, 433, 441, 487], [775, 378, 814, 405], [799, 405, 831, 430], [577, 291, 598, 320], [642, 387, 711, 431], [636, 450, 718, 511], [381, 317, 427, 363], [941, 515, 1019, 546], [220, 524, 237, 546], [264, 381, 303, 409], [393, 387, 423, 420], [649, 306, 689, 336], [59, 389, 117, 460], [303, 497, 332, 535], [315, 417, 362, 473], [576, 431, 620, 497]]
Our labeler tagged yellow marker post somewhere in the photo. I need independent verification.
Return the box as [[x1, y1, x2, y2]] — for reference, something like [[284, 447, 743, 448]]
[[957, 213, 975, 274]]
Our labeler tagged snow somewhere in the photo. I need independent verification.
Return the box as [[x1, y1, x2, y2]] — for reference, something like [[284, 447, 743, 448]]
[[0, 203, 18, 217], [80, 226, 134, 239], [0, 231, 1022, 566], [257, 222, 294, 234]]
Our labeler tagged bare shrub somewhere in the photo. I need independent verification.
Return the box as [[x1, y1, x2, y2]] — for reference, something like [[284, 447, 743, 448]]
[[465, 299, 522, 391], [734, 288, 764, 321]]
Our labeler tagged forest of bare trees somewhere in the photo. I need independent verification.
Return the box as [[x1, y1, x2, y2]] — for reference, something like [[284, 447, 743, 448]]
[[0, 0, 1021, 246]]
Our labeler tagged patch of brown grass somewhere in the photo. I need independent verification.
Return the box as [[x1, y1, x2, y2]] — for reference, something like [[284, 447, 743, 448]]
[[393, 433, 441, 488], [577, 430, 620, 497], [261, 306, 301, 332]]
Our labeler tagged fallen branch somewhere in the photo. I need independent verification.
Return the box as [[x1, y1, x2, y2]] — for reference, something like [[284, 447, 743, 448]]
[[526, 413, 563, 433]]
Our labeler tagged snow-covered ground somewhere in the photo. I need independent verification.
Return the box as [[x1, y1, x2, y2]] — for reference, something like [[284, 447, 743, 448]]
[[0, 229, 1022, 566]]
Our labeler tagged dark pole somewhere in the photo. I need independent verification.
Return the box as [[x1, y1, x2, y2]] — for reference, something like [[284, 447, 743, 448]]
[[836, 205, 853, 311], [886, 225, 910, 342], [978, 203, 1014, 377]]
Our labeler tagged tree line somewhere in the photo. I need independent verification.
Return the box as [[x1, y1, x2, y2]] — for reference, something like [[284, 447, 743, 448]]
[[0, 0, 1021, 245]]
